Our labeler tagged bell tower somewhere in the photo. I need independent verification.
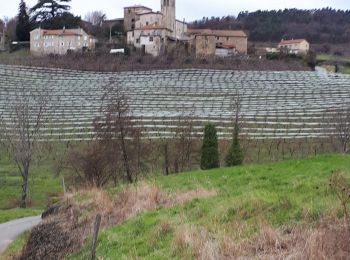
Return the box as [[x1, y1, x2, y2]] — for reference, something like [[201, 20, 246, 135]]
[[161, 0, 176, 33]]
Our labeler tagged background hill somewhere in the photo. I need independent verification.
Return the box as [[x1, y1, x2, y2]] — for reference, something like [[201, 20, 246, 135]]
[[190, 8, 350, 44]]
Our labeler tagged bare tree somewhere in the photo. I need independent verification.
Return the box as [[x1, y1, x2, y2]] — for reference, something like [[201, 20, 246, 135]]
[[66, 141, 115, 187], [0, 86, 48, 208], [172, 109, 198, 173], [94, 79, 141, 183], [84, 11, 106, 26], [3, 16, 17, 41], [326, 106, 350, 153]]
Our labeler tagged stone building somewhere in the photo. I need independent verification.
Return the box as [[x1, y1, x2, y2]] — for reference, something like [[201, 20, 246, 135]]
[[188, 29, 248, 57], [126, 0, 188, 56], [30, 28, 96, 56], [124, 5, 153, 32], [194, 34, 216, 57], [278, 39, 310, 54]]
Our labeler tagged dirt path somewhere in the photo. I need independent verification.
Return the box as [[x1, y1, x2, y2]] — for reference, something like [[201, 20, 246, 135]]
[[0, 216, 41, 255]]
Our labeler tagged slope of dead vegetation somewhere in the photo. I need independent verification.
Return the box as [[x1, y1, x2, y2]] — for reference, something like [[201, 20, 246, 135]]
[[12, 154, 350, 259], [19, 184, 216, 259]]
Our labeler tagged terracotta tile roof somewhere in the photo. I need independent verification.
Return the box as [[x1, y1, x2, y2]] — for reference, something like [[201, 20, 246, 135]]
[[42, 29, 83, 36], [188, 29, 247, 37], [124, 5, 152, 10], [279, 39, 307, 45]]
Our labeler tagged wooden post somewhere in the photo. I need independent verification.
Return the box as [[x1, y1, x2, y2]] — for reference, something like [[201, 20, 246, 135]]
[[164, 143, 169, 175], [62, 177, 66, 198], [90, 214, 102, 260]]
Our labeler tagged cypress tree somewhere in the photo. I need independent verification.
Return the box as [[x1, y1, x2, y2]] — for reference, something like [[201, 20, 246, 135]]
[[200, 123, 219, 170], [225, 120, 243, 166], [16, 0, 31, 42]]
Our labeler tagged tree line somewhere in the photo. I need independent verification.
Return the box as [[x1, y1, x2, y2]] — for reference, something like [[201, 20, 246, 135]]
[[190, 8, 350, 44]]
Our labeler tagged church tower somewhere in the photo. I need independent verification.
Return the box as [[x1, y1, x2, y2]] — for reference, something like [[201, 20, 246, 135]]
[[161, 0, 176, 34]]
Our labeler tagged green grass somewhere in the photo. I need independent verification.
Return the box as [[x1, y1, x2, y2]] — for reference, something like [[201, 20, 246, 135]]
[[69, 154, 350, 259], [340, 66, 350, 74], [317, 53, 350, 63], [0, 154, 62, 223], [1, 231, 30, 260], [0, 208, 43, 223], [0, 49, 30, 59]]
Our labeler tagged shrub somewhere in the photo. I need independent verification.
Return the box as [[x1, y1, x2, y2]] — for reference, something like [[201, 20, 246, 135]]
[[200, 123, 219, 170], [266, 52, 280, 60]]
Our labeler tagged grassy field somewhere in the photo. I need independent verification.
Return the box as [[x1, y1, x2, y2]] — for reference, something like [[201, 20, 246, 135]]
[[69, 154, 350, 259], [0, 49, 30, 59], [317, 53, 350, 74], [0, 154, 62, 223], [340, 66, 350, 74], [317, 53, 350, 63]]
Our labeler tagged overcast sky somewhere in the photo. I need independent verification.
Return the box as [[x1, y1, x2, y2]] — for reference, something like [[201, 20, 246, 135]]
[[1, 0, 349, 22]]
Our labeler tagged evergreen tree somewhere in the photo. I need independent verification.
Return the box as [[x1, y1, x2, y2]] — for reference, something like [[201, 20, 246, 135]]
[[200, 123, 219, 170], [225, 94, 244, 166], [30, 0, 72, 22], [16, 0, 31, 41], [225, 120, 243, 166], [41, 12, 81, 29]]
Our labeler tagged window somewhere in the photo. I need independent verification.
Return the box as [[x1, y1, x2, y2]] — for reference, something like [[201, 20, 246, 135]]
[[216, 37, 219, 40], [136, 39, 140, 43], [146, 22, 149, 25], [84, 36, 88, 41], [60, 42, 64, 46], [128, 9, 131, 14], [131, 18, 135, 22], [150, 36, 153, 42], [226, 37, 229, 41]]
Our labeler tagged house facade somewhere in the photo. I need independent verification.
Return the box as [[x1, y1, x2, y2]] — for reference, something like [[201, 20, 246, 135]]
[[30, 28, 96, 56], [126, 0, 188, 56], [188, 29, 248, 57], [278, 39, 309, 54]]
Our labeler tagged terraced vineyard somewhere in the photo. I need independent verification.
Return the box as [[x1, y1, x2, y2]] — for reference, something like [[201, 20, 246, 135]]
[[0, 64, 349, 141]]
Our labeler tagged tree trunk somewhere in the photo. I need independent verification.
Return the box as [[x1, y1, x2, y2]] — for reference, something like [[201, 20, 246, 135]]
[[120, 132, 132, 183], [19, 168, 28, 208]]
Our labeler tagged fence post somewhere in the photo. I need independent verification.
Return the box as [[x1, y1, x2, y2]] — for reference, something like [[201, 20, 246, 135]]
[[90, 214, 102, 260]]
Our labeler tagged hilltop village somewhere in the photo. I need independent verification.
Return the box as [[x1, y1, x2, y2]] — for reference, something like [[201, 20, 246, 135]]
[[26, 0, 311, 58]]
